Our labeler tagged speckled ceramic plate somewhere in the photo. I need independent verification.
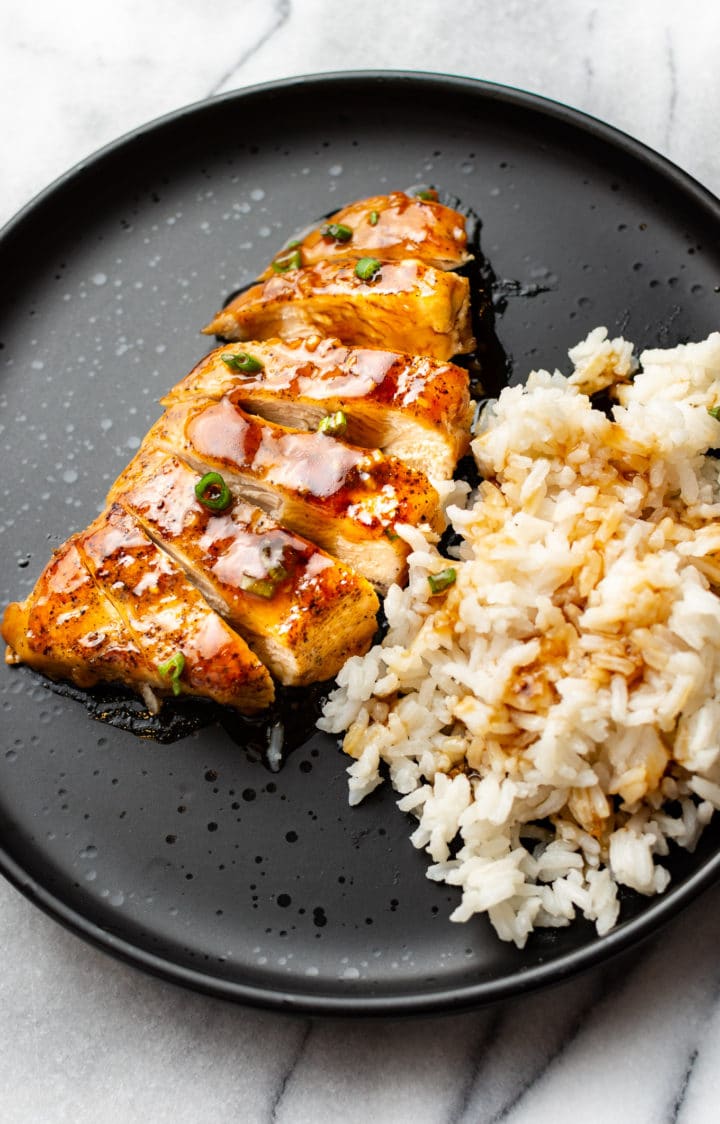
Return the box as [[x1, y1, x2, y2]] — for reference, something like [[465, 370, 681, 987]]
[[2, 73, 720, 1015]]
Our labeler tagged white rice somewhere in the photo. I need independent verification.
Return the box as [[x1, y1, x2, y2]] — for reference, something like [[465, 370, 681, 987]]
[[319, 328, 720, 947]]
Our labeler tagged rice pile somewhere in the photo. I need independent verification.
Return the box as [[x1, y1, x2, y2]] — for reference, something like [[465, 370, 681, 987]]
[[319, 328, 720, 947]]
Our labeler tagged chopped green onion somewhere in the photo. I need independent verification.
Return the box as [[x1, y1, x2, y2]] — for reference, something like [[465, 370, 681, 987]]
[[286, 239, 302, 249], [240, 542, 290, 599], [157, 651, 185, 696], [272, 248, 302, 273], [221, 351, 264, 374], [240, 563, 288, 600], [195, 471, 232, 512], [368, 210, 379, 226], [322, 222, 353, 243], [354, 257, 381, 282], [317, 410, 348, 436], [428, 567, 456, 595], [415, 188, 438, 202], [384, 526, 399, 542], [240, 576, 276, 599], [709, 406, 720, 419]]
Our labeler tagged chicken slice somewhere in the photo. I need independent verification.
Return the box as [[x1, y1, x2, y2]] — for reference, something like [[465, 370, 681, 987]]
[[144, 398, 442, 593], [203, 258, 475, 362], [259, 191, 472, 276], [3, 539, 157, 693], [77, 505, 274, 712], [109, 448, 379, 686], [163, 337, 473, 480]]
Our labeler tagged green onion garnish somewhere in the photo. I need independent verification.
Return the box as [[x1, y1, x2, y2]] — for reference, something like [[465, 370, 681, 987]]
[[322, 222, 353, 243], [240, 563, 288, 600], [317, 410, 348, 436], [221, 351, 263, 374], [195, 471, 232, 512], [415, 188, 438, 202], [428, 567, 456, 595], [709, 406, 720, 419], [241, 577, 276, 599], [157, 651, 185, 696], [368, 210, 379, 226], [354, 257, 381, 282], [272, 249, 302, 273], [286, 239, 302, 249]]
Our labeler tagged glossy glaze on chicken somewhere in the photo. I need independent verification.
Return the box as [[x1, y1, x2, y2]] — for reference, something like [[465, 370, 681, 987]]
[[204, 257, 474, 361], [259, 191, 472, 276], [165, 336, 473, 479], [2, 189, 476, 721], [110, 448, 379, 685]]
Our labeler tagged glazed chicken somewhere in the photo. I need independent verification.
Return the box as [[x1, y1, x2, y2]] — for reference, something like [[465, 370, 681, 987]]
[[164, 337, 473, 480], [3, 539, 157, 692], [109, 447, 379, 686], [145, 397, 442, 593], [203, 258, 474, 362], [259, 191, 472, 277], [4, 188, 475, 722], [3, 507, 274, 713]]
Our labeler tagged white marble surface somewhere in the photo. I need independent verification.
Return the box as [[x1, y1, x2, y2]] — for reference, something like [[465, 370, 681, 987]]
[[2, 1, 720, 1121]]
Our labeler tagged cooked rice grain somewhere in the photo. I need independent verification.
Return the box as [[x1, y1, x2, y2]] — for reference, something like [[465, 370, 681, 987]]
[[319, 329, 720, 947]]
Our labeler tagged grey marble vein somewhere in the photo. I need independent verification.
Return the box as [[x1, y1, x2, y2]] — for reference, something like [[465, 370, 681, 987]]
[[582, 8, 597, 99], [208, 0, 291, 97], [269, 1019, 313, 1122], [446, 1008, 503, 1123], [669, 941, 720, 1123], [498, 896, 720, 1124], [670, 1047, 698, 1124], [455, 970, 606, 1124], [675, 991, 720, 1124]]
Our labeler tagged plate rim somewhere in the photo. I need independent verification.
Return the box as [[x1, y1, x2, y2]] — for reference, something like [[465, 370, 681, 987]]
[[2, 70, 720, 1017], [4, 70, 719, 245]]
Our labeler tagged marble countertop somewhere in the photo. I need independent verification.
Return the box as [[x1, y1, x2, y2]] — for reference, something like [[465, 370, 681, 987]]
[[2, 2, 720, 1121]]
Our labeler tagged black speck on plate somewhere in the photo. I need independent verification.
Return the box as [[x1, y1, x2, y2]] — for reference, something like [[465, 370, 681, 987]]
[[2, 73, 720, 1015]]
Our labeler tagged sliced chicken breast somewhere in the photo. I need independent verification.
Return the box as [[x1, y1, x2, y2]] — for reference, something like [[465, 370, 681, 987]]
[[164, 337, 473, 479], [78, 505, 274, 712], [2, 522, 273, 713], [3, 539, 156, 692], [144, 398, 442, 593], [203, 258, 475, 362], [109, 448, 379, 686], [259, 191, 472, 276]]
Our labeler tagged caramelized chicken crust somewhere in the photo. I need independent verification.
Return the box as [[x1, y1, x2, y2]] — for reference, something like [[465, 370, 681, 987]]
[[164, 337, 472, 479], [203, 258, 475, 362], [109, 448, 380, 686], [4, 188, 475, 720], [258, 191, 472, 277]]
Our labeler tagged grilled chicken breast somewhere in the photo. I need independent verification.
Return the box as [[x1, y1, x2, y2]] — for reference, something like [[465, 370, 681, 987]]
[[145, 397, 442, 592], [259, 191, 472, 277], [203, 258, 475, 361], [3, 539, 157, 691], [5, 188, 480, 723], [2, 509, 275, 712], [164, 337, 473, 480], [109, 448, 379, 685], [80, 505, 274, 711]]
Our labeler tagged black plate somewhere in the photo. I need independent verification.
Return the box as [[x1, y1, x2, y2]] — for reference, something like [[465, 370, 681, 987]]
[[2, 73, 720, 1016]]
